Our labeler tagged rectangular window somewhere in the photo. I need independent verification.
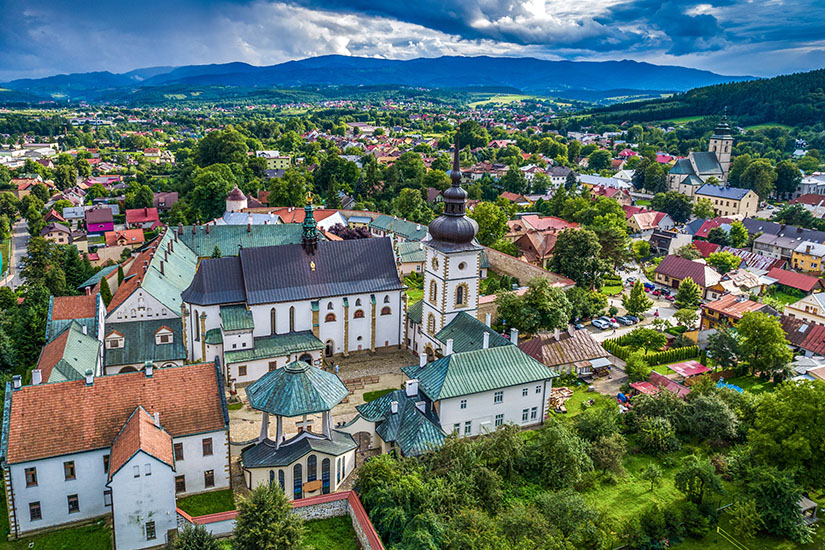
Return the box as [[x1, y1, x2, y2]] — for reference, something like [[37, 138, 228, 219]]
[[174, 443, 184, 461], [103, 455, 110, 474], [531, 407, 538, 420], [202, 438, 213, 456], [67, 494, 79, 514], [104, 490, 112, 507], [29, 502, 41, 521], [464, 421, 472, 435], [175, 475, 186, 493], [522, 388, 528, 396], [238, 365, 247, 377], [146, 521, 156, 541], [133, 465, 140, 478], [522, 409, 529, 422], [536, 385, 542, 394], [460, 399, 467, 409], [493, 391, 503, 404], [453, 423, 460, 433], [25, 467, 37, 487], [268, 361, 277, 372], [495, 414, 504, 427], [204, 470, 215, 488], [145, 463, 152, 476], [64, 461, 76, 481]]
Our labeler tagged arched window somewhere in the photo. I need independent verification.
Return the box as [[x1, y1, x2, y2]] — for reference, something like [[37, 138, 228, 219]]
[[455, 283, 468, 307], [307, 455, 317, 482], [427, 314, 436, 335], [278, 470, 285, 491], [327, 302, 334, 310], [353, 309, 365, 319], [270, 308, 276, 335], [321, 459, 330, 494], [293, 464, 303, 500], [269, 470, 275, 485], [381, 306, 391, 316], [383, 295, 390, 304], [429, 280, 437, 302], [355, 298, 361, 306], [289, 306, 295, 332], [131, 308, 136, 318], [325, 313, 336, 322], [194, 310, 199, 339]]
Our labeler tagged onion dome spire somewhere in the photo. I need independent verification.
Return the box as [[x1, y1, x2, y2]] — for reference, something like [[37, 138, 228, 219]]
[[302, 192, 318, 254]]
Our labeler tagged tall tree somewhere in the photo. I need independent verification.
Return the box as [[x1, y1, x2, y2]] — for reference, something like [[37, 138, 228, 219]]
[[651, 191, 693, 223], [728, 220, 749, 248], [692, 197, 715, 219], [674, 276, 701, 309], [737, 311, 792, 377], [774, 160, 802, 199], [728, 154, 752, 186], [549, 228, 607, 289], [622, 281, 653, 317], [470, 202, 509, 246], [740, 158, 777, 200], [233, 483, 304, 550], [674, 455, 723, 506], [587, 149, 612, 171]]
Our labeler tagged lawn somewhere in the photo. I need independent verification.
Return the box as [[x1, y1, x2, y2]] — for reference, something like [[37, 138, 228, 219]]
[[406, 287, 423, 304], [676, 512, 825, 549], [363, 388, 394, 402], [227, 401, 244, 411], [721, 375, 776, 395], [602, 284, 623, 296], [764, 289, 802, 305], [635, 200, 652, 206], [554, 385, 615, 418], [0, 237, 8, 276], [177, 488, 236, 517], [303, 515, 359, 550]]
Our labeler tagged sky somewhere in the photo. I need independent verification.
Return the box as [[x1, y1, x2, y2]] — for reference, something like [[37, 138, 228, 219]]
[[1, 0, 824, 82]]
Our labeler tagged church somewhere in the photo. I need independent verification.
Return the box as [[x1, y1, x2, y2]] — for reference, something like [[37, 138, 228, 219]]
[[667, 113, 734, 198], [180, 199, 405, 385]]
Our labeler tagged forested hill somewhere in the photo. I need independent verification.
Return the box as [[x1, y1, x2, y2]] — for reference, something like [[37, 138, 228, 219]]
[[588, 68, 825, 127]]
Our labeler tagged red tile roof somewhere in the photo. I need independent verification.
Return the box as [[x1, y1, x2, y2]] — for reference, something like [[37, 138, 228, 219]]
[[108, 245, 156, 312], [519, 215, 578, 232], [109, 406, 174, 480], [766, 267, 823, 292], [799, 323, 825, 356], [5, 362, 226, 464], [790, 194, 825, 206], [692, 240, 720, 258], [622, 205, 647, 219], [694, 217, 734, 239], [105, 229, 146, 247], [52, 294, 97, 320], [701, 293, 768, 320], [125, 207, 160, 224]]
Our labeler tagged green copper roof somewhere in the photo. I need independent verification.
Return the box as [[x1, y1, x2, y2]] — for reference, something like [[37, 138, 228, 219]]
[[684, 175, 704, 186], [103, 318, 186, 367], [691, 152, 723, 175], [176, 224, 306, 257], [370, 215, 429, 241], [141, 230, 199, 313], [205, 328, 223, 345], [435, 312, 511, 354], [241, 430, 356, 467], [39, 322, 101, 383], [224, 331, 324, 364], [402, 345, 558, 401], [407, 299, 423, 324], [670, 158, 695, 175], [246, 360, 348, 417], [77, 265, 117, 289], [355, 390, 446, 456], [220, 305, 255, 331], [397, 241, 426, 264]]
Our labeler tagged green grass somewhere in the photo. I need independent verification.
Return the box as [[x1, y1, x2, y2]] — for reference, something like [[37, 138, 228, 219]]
[[764, 289, 802, 305], [363, 388, 394, 402], [555, 385, 615, 418], [744, 122, 794, 132], [406, 288, 423, 304], [635, 200, 652, 206], [676, 512, 825, 549], [722, 375, 776, 395], [0, 521, 112, 550], [602, 284, 622, 296], [227, 402, 243, 411], [664, 115, 705, 124], [176, 488, 236, 517], [303, 516, 359, 550], [0, 238, 8, 276]]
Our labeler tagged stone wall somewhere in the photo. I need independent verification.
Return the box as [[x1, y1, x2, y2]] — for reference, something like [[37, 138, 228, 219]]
[[291, 498, 349, 521], [483, 247, 574, 289]]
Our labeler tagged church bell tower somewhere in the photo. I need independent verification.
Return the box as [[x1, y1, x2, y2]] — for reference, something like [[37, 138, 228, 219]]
[[709, 108, 733, 180]]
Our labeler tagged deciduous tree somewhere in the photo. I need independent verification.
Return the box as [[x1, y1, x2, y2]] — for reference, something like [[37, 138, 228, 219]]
[[737, 311, 792, 377], [549, 228, 607, 289]]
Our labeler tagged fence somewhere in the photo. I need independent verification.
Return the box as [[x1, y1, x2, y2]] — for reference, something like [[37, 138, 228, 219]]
[[177, 490, 384, 549]]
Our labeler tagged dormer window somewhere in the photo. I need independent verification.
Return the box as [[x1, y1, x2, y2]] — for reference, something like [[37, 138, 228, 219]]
[[155, 327, 174, 345], [106, 332, 124, 349]]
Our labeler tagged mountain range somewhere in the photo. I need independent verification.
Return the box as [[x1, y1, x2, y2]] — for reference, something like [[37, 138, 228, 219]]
[[0, 55, 752, 104]]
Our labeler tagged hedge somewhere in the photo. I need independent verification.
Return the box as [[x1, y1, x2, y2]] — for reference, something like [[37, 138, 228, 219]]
[[603, 338, 699, 366]]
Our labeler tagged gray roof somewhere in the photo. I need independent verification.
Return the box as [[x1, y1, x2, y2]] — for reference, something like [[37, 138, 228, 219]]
[[103, 318, 186, 367], [182, 238, 403, 306], [691, 152, 723, 175], [354, 390, 446, 456], [696, 185, 752, 200], [241, 431, 356, 468], [397, 241, 426, 264], [369, 215, 429, 241], [246, 361, 349, 417]]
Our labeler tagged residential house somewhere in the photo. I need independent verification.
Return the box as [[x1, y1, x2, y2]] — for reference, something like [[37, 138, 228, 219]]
[[499, 192, 531, 207], [785, 293, 825, 327], [653, 255, 721, 297], [792, 241, 825, 273], [693, 185, 759, 218], [628, 211, 675, 237], [793, 175, 825, 199], [43, 209, 66, 224], [85, 206, 114, 234], [153, 192, 179, 211], [397, 241, 426, 275], [104, 229, 145, 248], [648, 230, 692, 256], [45, 292, 105, 344], [255, 150, 291, 170], [40, 223, 72, 245], [0, 362, 230, 542], [719, 246, 785, 273], [766, 267, 825, 295], [692, 240, 720, 258], [591, 185, 632, 206], [126, 208, 161, 230], [369, 214, 429, 242], [705, 269, 763, 300], [700, 294, 776, 330], [519, 327, 610, 377]]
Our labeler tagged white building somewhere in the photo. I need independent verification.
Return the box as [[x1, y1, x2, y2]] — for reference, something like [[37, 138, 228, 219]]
[[0, 362, 230, 542]]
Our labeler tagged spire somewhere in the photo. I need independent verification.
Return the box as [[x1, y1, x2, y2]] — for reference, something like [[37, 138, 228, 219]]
[[713, 106, 732, 138], [451, 130, 461, 186], [302, 192, 318, 255]]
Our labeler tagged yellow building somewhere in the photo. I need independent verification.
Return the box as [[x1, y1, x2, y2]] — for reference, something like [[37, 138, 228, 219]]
[[785, 293, 825, 327], [693, 184, 758, 218], [255, 150, 291, 170], [792, 241, 825, 273]]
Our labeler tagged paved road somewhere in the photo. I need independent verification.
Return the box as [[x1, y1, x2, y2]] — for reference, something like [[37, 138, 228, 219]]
[[5, 220, 28, 289]]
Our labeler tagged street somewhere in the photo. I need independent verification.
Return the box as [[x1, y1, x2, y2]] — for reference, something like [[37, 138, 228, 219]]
[[4, 219, 28, 289]]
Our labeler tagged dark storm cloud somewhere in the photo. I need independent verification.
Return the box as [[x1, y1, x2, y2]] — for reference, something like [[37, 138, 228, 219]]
[[0, 0, 823, 81]]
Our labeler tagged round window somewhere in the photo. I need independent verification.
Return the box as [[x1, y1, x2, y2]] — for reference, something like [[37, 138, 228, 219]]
[[458, 262, 466, 270]]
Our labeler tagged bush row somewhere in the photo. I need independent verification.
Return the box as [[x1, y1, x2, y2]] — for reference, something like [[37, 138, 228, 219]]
[[604, 338, 699, 365]]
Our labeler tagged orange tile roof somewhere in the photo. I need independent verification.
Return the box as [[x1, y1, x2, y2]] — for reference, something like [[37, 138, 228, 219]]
[[109, 406, 174, 480], [104, 229, 146, 247], [5, 362, 226, 464], [52, 294, 97, 320], [107, 246, 156, 312], [701, 293, 768, 319]]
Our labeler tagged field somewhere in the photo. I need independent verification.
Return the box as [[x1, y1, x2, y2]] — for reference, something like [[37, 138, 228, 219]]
[[468, 94, 538, 108], [744, 123, 794, 131], [664, 115, 705, 124]]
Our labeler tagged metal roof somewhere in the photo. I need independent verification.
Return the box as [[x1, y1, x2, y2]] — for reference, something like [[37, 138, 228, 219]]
[[407, 299, 423, 324], [103, 318, 186, 367], [176, 224, 305, 257], [241, 431, 356, 468], [354, 390, 446, 456], [691, 152, 723, 175], [397, 241, 426, 264], [369, 215, 428, 241], [224, 331, 324, 364], [696, 184, 752, 200], [401, 345, 558, 401], [434, 312, 511, 354], [220, 305, 255, 332], [246, 361, 349, 417]]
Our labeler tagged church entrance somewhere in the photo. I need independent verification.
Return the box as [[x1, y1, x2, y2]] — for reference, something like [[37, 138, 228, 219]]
[[325, 340, 334, 357]]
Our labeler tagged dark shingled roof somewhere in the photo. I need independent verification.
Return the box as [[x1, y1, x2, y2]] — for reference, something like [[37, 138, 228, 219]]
[[180, 256, 246, 305], [241, 431, 356, 467]]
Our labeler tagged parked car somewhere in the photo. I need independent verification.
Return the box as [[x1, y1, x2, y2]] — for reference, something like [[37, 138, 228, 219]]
[[574, 323, 586, 330], [615, 316, 634, 326], [599, 316, 620, 329], [644, 282, 655, 292], [591, 318, 610, 330], [652, 289, 662, 296], [626, 276, 637, 285], [624, 315, 640, 324], [665, 294, 676, 302]]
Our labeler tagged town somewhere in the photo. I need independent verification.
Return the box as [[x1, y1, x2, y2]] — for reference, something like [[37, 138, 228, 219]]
[[0, 60, 824, 550]]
